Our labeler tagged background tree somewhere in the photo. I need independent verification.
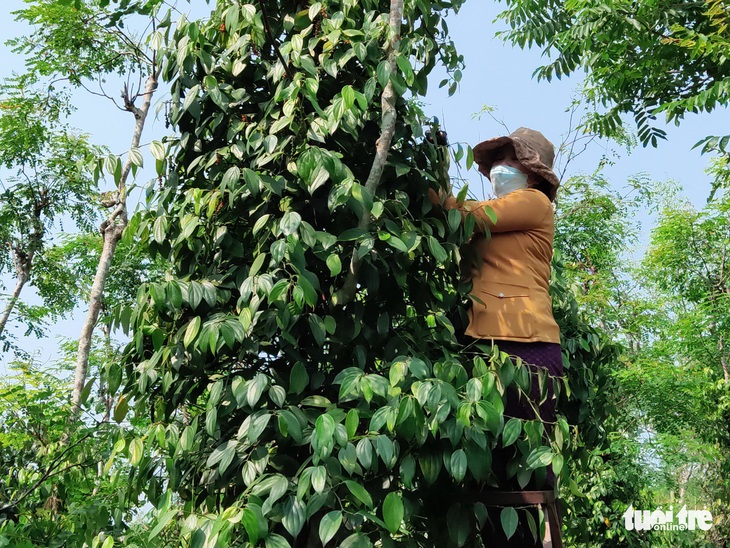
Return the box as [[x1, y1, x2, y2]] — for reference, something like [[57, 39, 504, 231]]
[[0, 78, 100, 349], [497, 0, 730, 152], [0, 353, 152, 547], [4, 0, 175, 417], [632, 186, 730, 542]]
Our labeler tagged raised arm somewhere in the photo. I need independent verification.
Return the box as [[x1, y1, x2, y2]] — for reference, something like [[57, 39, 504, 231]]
[[432, 188, 552, 233]]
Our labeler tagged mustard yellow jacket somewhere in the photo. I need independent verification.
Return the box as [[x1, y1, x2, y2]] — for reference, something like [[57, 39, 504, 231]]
[[443, 188, 561, 344]]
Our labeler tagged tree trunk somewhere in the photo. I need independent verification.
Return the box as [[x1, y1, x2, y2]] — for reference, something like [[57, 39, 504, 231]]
[[0, 242, 37, 340], [333, 0, 404, 306], [70, 71, 157, 421], [720, 336, 729, 383], [0, 273, 29, 338]]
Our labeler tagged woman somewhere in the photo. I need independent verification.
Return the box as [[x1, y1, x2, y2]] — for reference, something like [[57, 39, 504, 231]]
[[430, 127, 563, 545]]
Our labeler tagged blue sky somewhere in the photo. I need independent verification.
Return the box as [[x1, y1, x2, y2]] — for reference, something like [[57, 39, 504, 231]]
[[1, 0, 729, 367]]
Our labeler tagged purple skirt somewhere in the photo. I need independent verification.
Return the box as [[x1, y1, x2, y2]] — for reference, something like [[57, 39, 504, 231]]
[[491, 339, 563, 425]]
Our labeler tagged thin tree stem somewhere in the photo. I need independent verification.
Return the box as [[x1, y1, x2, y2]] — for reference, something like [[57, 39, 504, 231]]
[[70, 71, 157, 421], [720, 336, 729, 383], [0, 274, 29, 338]]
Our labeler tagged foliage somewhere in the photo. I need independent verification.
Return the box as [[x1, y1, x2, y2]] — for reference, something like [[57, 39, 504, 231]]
[[633, 189, 730, 542], [551, 171, 728, 546], [0, 76, 102, 345], [105, 1, 626, 546], [497, 0, 730, 148], [2, 1, 727, 546], [553, 171, 660, 335], [0, 357, 149, 547]]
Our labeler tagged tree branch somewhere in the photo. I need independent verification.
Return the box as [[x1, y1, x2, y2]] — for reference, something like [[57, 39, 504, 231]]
[[333, 0, 404, 306], [0, 430, 96, 512], [70, 68, 158, 422], [256, 0, 294, 80]]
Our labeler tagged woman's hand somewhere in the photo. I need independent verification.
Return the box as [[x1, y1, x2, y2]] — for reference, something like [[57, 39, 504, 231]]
[[428, 188, 443, 206]]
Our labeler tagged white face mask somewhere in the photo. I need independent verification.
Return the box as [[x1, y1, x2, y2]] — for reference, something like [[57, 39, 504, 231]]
[[489, 165, 529, 197]]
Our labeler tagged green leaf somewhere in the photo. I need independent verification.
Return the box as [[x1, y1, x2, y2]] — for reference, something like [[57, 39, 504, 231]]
[[396, 55, 414, 85], [448, 208, 461, 233], [247, 374, 269, 407], [297, 273, 318, 306], [167, 281, 183, 309], [128, 147, 143, 167], [183, 317, 201, 348], [482, 204, 497, 224], [351, 183, 373, 211], [311, 466, 327, 493], [279, 410, 303, 442], [108, 363, 122, 394], [475, 401, 501, 434], [376, 60, 391, 88], [342, 85, 355, 109], [315, 413, 336, 446], [450, 449, 467, 483], [150, 140, 165, 161], [344, 480, 373, 508], [265, 533, 291, 548], [269, 385, 286, 407], [500, 507, 519, 540], [180, 425, 195, 451], [526, 446, 554, 470], [282, 497, 306, 538], [552, 453, 564, 476], [386, 235, 408, 252], [80, 377, 95, 404], [340, 533, 372, 548], [307, 314, 327, 346], [253, 213, 271, 235], [427, 236, 448, 263], [250, 253, 267, 277], [153, 216, 168, 244], [466, 146, 474, 170], [129, 438, 144, 465], [242, 507, 259, 544], [222, 166, 240, 186], [326, 253, 342, 276], [374, 435, 395, 468], [502, 418, 522, 447], [290, 362, 309, 394], [319, 510, 342, 546], [346, 409, 359, 439], [382, 492, 404, 534], [187, 282, 204, 310], [280, 211, 302, 235], [356, 439, 373, 469], [114, 394, 130, 424], [205, 408, 218, 436], [149, 509, 177, 540], [447, 504, 470, 546]]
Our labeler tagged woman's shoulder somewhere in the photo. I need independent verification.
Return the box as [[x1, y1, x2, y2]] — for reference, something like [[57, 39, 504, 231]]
[[500, 188, 553, 210], [520, 187, 552, 203]]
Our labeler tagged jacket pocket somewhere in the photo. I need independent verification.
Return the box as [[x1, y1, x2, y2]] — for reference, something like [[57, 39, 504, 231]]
[[471, 282, 535, 339]]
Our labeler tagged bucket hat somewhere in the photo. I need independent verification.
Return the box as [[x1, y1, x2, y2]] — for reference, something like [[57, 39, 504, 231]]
[[473, 127, 560, 201]]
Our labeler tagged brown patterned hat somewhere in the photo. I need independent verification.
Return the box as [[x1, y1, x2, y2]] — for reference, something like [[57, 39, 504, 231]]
[[473, 127, 560, 201]]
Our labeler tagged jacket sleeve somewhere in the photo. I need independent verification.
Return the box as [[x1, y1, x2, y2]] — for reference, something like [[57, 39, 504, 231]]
[[443, 189, 551, 233]]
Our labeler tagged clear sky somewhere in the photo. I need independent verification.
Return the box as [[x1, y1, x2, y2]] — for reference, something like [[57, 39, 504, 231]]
[[1, 0, 729, 368]]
